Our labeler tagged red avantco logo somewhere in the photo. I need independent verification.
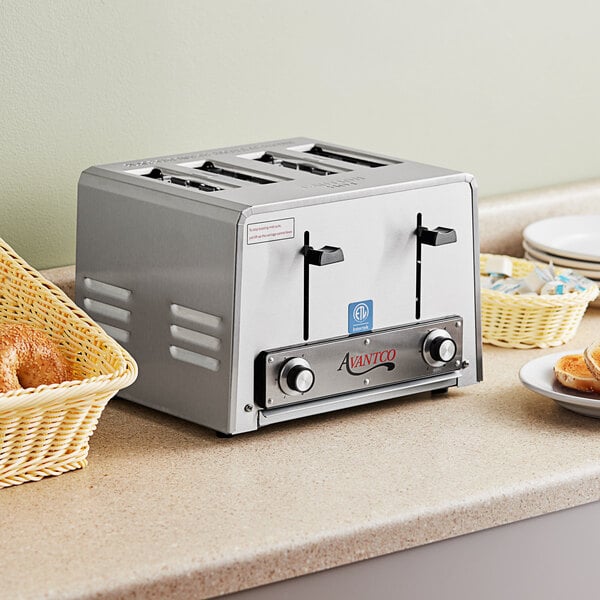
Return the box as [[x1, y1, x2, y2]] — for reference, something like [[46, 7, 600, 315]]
[[338, 348, 397, 376]]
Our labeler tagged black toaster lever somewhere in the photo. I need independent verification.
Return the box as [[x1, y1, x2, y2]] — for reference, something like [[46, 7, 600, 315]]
[[302, 245, 345, 266], [302, 236, 345, 341], [415, 216, 457, 320], [417, 226, 457, 246]]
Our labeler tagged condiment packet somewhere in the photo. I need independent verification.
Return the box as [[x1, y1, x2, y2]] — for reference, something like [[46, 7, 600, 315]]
[[522, 265, 554, 293], [481, 261, 593, 296], [484, 256, 513, 279], [489, 279, 522, 294]]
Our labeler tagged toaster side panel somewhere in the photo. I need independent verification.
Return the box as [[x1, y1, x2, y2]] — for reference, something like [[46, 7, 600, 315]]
[[76, 173, 239, 432]]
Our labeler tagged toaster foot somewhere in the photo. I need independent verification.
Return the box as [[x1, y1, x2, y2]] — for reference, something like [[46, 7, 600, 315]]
[[431, 387, 449, 396], [216, 431, 234, 438]]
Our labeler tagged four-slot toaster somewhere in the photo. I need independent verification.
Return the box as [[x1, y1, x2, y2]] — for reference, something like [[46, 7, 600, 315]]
[[75, 138, 483, 435]]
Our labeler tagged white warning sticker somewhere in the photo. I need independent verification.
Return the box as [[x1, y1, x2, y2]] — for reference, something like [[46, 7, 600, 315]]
[[247, 218, 295, 245]]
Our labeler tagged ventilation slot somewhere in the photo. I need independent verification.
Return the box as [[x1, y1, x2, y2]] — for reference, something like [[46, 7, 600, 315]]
[[94, 322, 130, 344], [169, 304, 222, 372], [141, 167, 223, 192], [195, 161, 274, 185], [83, 284, 132, 344], [83, 298, 130, 324], [255, 152, 338, 176], [301, 144, 397, 168], [169, 346, 220, 372], [170, 303, 221, 330], [84, 278, 132, 303], [170, 325, 220, 352]]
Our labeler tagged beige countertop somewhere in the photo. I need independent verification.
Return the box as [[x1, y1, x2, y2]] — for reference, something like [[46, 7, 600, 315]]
[[2, 305, 600, 599]]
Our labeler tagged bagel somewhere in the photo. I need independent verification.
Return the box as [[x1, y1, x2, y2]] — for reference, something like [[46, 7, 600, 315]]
[[583, 340, 600, 381], [0, 323, 71, 393], [554, 353, 600, 394]]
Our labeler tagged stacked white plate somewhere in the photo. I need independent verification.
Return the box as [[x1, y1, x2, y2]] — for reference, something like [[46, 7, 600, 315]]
[[522, 215, 600, 308]]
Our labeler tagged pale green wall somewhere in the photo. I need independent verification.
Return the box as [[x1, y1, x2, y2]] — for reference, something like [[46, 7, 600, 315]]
[[2, 0, 599, 269]]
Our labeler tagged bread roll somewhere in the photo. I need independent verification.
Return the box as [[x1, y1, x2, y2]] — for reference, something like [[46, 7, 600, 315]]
[[583, 340, 600, 381], [0, 323, 71, 393], [554, 353, 600, 394]]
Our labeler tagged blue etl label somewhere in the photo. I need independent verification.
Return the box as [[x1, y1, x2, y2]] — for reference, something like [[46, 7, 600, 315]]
[[348, 300, 373, 334]]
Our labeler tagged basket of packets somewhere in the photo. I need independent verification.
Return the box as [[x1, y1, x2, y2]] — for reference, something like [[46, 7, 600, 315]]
[[480, 254, 599, 349], [0, 238, 137, 488]]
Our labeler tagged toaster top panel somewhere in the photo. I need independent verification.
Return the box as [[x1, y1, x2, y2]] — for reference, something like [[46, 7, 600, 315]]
[[82, 137, 473, 215]]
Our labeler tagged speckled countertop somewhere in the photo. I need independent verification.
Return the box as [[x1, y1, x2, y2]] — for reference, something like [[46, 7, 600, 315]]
[[2, 300, 600, 598]]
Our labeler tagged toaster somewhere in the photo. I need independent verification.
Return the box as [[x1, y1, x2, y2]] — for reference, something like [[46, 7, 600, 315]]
[[76, 138, 482, 435]]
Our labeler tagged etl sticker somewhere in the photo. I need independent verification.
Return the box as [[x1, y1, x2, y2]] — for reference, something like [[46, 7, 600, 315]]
[[348, 300, 373, 334]]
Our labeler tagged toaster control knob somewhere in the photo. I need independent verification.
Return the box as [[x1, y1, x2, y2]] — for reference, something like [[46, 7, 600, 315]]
[[279, 357, 315, 395], [422, 329, 457, 367]]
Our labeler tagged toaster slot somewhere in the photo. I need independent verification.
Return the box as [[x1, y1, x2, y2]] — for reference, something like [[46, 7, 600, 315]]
[[300, 144, 397, 168], [255, 152, 338, 176], [141, 168, 223, 193], [195, 161, 275, 185]]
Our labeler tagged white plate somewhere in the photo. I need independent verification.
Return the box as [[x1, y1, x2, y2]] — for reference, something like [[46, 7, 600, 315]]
[[519, 350, 600, 417], [523, 215, 600, 262], [523, 240, 600, 273]]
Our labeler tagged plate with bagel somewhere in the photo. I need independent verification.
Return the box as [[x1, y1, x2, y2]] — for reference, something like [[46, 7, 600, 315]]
[[519, 341, 600, 417]]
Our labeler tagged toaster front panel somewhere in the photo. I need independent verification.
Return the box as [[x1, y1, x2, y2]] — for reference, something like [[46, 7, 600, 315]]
[[232, 181, 478, 432]]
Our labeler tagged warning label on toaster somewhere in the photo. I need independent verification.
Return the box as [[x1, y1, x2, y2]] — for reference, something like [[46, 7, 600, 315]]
[[247, 218, 295, 245]]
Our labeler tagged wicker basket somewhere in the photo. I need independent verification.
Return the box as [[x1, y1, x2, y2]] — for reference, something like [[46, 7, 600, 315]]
[[480, 254, 599, 349], [0, 239, 137, 488]]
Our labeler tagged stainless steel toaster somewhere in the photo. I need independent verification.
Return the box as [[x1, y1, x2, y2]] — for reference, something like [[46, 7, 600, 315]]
[[76, 138, 482, 435]]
